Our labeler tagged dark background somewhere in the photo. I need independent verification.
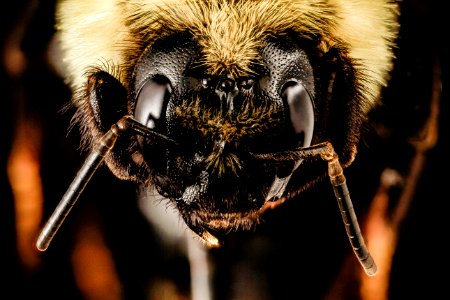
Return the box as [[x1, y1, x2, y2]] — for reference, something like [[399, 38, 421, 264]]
[[1, 0, 447, 299]]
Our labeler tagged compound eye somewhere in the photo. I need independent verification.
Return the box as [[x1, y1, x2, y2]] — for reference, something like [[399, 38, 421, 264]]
[[135, 76, 172, 129], [282, 81, 314, 147]]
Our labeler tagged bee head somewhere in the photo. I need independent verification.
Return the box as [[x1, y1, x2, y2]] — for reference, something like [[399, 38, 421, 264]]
[[59, 0, 398, 245], [81, 30, 364, 241]]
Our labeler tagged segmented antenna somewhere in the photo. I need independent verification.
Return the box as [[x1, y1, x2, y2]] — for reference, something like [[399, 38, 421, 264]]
[[252, 142, 377, 276], [37, 117, 376, 277], [36, 116, 176, 251]]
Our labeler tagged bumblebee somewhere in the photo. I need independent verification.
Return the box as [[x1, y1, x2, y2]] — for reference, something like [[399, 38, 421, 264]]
[[37, 0, 399, 276]]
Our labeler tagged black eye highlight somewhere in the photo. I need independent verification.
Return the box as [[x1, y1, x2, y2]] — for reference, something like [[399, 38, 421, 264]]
[[134, 75, 172, 130], [281, 81, 315, 147]]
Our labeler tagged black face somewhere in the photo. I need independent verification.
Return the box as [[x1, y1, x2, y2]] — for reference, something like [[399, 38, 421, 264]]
[[131, 32, 315, 236], [79, 31, 364, 244]]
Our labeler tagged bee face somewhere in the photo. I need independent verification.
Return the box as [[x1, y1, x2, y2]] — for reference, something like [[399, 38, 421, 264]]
[[54, 0, 399, 245], [129, 32, 316, 235], [87, 29, 358, 240]]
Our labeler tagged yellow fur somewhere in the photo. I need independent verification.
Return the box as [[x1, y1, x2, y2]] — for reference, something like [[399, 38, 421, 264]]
[[55, 0, 399, 112]]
